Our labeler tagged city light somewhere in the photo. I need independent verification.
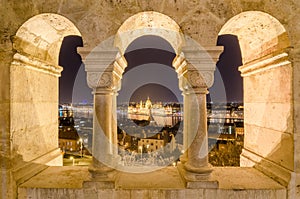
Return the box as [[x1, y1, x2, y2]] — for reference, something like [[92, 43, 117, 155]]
[[70, 156, 75, 166]]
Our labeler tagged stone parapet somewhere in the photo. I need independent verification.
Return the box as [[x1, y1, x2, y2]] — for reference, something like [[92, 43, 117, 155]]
[[18, 166, 286, 199]]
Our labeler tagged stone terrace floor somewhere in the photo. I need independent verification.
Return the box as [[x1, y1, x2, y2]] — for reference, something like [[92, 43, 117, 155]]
[[18, 166, 286, 198]]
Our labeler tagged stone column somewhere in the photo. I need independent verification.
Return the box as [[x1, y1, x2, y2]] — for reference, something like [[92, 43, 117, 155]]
[[177, 71, 217, 188], [173, 44, 223, 188], [86, 84, 118, 188], [111, 90, 119, 156], [92, 88, 114, 166], [79, 46, 126, 188], [183, 87, 212, 176], [179, 90, 189, 164]]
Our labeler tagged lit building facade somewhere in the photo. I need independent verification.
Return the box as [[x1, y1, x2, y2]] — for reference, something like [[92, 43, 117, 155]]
[[138, 138, 165, 153]]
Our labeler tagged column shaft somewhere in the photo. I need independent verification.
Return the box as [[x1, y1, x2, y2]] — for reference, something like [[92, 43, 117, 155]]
[[92, 90, 115, 166], [111, 91, 119, 156], [180, 91, 190, 163], [184, 88, 211, 174]]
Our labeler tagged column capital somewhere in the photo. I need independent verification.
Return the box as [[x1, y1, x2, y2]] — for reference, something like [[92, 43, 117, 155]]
[[179, 70, 208, 94], [174, 58, 216, 89], [79, 46, 127, 77], [87, 71, 121, 92], [182, 46, 223, 68], [80, 45, 126, 92]]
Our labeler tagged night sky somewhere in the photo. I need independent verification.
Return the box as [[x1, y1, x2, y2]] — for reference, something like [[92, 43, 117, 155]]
[[58, 35, 243, 104], [59, 35, 83, 103]]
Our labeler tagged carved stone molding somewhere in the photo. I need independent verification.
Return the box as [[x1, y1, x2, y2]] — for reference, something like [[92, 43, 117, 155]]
[[11, 53, 63, 77], [239, 51, 291, 77], [99, 72, 113, 88], [87, 71, 121, 91], [113, 54, 127, 78], [79, 47, 119, 72], [179, 73, 208, 95], [173, 53, 187, 76]]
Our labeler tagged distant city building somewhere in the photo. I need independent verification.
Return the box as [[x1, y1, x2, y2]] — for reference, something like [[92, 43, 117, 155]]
[[59, 126, 81, 153], [127, 97, 182, 127], [138, 138, 165, 152], [58, 106, 83, 154]]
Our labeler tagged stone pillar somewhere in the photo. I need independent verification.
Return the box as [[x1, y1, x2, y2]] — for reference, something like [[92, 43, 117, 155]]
[[92, 88, 114, 164], [111, 88, 121, 157], [183, 87, 212, 176], [173, 44, 223, 188], [179, 90, 189, 164], [79, 45, 126, 188], [87, 86, 118, 186], [176, 71, 217, 188]]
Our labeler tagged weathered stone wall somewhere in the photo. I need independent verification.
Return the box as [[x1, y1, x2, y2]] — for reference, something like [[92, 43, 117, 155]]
[[1, 0, 300, 198], [241, 61, 293, 184], [10, 64, 59, 164], [218, 10, 294, 195]]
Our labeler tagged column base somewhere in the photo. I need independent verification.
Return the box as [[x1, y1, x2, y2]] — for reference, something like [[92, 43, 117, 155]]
[[83, 159, 117, 189], [184, 162, 213, 175], [177, 162, 218, 189]]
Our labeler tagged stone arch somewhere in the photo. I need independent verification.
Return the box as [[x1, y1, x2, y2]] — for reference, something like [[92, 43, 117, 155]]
[[218, 11, 292, 187], [10, 13, 82, 187], [81, 11, 223, 181], [219, 11, 290, 65], [114, 11, 184, 55], [14, 13, 81, 66]]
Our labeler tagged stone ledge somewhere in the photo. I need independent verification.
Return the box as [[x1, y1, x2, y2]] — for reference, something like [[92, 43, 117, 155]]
[[19, 166, 285, 190], [18, 166, 287, 198], [13, 148, 62, 185], [18, 186, 286, 199], [177, 162, 218, 189]]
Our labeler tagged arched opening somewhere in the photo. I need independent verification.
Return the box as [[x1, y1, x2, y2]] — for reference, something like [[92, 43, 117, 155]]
[[218, 11, 292, 186], [58, 35, 94, 165], [208, 34, 244, 166], [59, 35, 83, 103], [10, 13, 82, 185], [116, 35, 183, 169], [82, 11, 223, 182]]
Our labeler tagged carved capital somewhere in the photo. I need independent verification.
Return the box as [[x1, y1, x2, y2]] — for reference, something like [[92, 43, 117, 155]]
[[87, 72, 100, 89], [200, 71, 214, 88], [87, 71, 120, 90], [179, 69, 214, 91], [187, 70, 207, 88]]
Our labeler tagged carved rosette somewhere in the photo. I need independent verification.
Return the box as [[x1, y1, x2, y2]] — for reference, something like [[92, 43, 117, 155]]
[[87, 72, 101, 89], [178, 69, 214, 94], [87, 71, 120, 91], [99, 72, 113, 88], [188, 70, 206, 88], [201, 71, 214, 88]]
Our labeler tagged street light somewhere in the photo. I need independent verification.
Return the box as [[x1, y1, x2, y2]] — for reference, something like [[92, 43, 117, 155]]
[[139, 146, 143, 160], [70, 156, 75, 166], [79, 138, 83, 158]]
